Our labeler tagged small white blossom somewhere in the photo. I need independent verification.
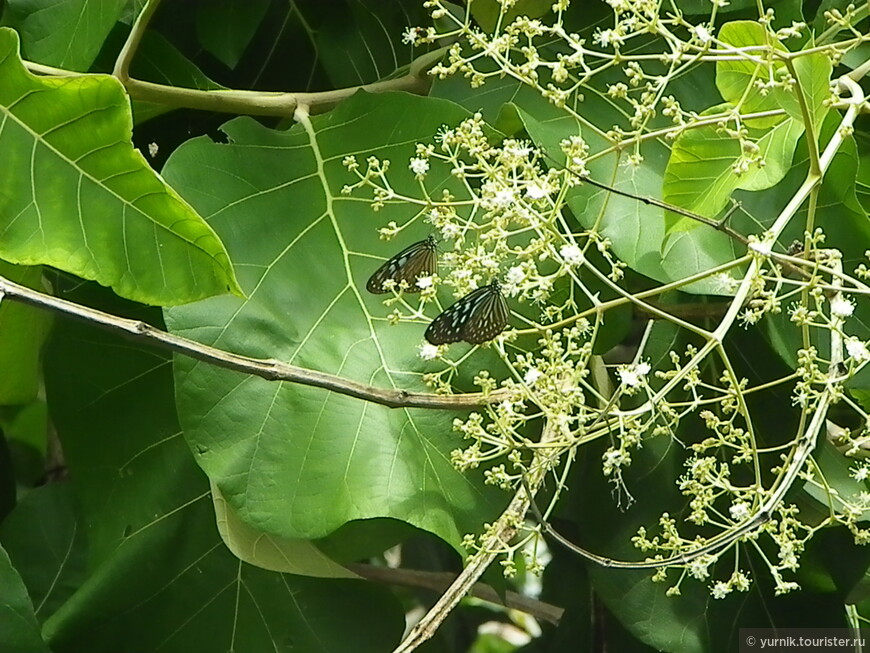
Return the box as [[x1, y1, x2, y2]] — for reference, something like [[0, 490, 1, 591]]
[[493, 187, 516, 207], [419, 343, 440, 360], [525, 182, 548, 200], [148, 142, 158, 158], [503, 142, 531, 159], [729, 502, 750, 522], [524, 367, 543, 385], [713, 272, 740, 293], [851, 463, 870, 482], [748, 241, 772, 256], [440, 223, 461, 239], [505, 266, 525, 285], [711, 581, 731, 599], [560, 244, 584, 266], [774, 580, 800, 595], [830, 296, 855, 318], [687, 557, 712, 580], [416, 276, 433, 289], [409, 157, 429, 176], [618, 361, 650, 388], [846, 338, 870, 364], [602, 448, 630, 475], [694, 24, 712, 43]]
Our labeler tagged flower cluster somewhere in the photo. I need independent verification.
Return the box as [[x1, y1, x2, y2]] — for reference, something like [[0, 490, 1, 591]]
[[342, 0, 870, 602]]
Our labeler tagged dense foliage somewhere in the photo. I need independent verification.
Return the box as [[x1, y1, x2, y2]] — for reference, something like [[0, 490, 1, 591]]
[[1, 1, 869, 652]]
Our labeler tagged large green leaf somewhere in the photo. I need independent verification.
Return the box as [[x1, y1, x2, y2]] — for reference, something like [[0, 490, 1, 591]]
[[314, 0, 432, 87], [195, 0, 271, 69], [715, 21, 788, 126], [773, 51, 833, 134], [163, 90, 505, 548], [42, 283, 404, 653], [0, 484, 88, 622], [0, 261, 51, 405], [662, 26, 831, 230], [662, 107, 804, 228], [0, 28, 240, 305], [3, 0, 125, 71], [212, 481, 357, 578], [0, 543, 50, 653]]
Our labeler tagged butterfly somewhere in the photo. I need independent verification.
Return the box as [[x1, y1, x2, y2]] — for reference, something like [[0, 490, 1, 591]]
[[366, 236, 438, 294], [425, 280, 509, 345]]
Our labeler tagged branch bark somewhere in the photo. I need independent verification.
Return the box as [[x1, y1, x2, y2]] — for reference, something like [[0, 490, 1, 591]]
[[348, 563, 564, 625], [0, 274, 506, 410]]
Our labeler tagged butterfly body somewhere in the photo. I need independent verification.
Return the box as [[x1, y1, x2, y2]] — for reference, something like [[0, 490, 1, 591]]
[[366, 236, 438, 294], [425, 280, 509, 345]]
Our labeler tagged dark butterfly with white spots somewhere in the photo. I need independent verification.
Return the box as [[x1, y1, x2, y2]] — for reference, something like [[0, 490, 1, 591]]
[[366, 236, 438, 294], [425, 280, 509, 345]]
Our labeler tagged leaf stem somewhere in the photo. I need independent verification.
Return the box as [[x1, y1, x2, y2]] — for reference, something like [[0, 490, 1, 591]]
[[113, 0, 163, 82], [98, 0, 436, 117]]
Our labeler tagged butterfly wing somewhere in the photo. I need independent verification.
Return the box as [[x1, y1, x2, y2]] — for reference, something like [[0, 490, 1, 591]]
[[425, 282, 508, 345], [460, 285, 509, 344], [366, 237, 437, 294]]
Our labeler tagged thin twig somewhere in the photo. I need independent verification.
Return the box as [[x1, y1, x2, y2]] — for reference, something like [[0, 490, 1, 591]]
[[348, 563, 563, 625], [0, 274, 506, 410], [553, 160, 751, 246], [392, 421, 559, 653]]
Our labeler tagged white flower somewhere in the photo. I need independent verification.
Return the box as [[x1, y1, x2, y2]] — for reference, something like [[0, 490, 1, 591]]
[[416, 276, 433, 289], [505, 266, 525, 285], [846, 338, 870, 364], [774, 580, 800, 595], [687, 557, 712, 580], [830, 296, 855, 318], [618, 361, 650, 388], [419, 343, 440, 360], [409, 157, 429, 176], [503, 142, 531, 159], [525, 182, 548, 199], [493, 187, 516, 207], [851, 463, 870, 482], [729, 502, 750, 522], [748, 241, 772, 256], [711, 581, 731, 599], [401, 27, 420, 45], [594, 28, 618, 47], [440, 223, 461, 239], [713, 272, 740, 293], [524, 368, 543, 385], [559, 244, 583, 266], [147, 142, 158, 158], [618, 367, 641, 388], [694, 24, 712, 43], [603, 448, 629, 472]]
